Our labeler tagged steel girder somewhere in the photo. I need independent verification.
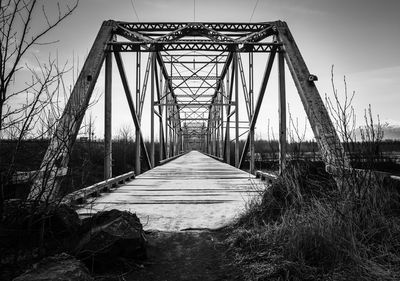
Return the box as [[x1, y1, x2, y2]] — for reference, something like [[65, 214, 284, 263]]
[[109, 41, 280, 53], [117, 22, 274, 33]]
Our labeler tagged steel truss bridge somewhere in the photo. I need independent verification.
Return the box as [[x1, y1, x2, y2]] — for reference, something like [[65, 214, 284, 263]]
[[28, 21, 349, 201]]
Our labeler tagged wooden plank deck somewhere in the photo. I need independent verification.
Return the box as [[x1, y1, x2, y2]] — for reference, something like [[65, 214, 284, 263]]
[[77, 150, 265, 231]]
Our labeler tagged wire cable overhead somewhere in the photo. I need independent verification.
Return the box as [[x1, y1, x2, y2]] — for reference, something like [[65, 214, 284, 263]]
[[249, 0, 259, 22], [129, 0, 140, 22], [193, 0, 196, 22]]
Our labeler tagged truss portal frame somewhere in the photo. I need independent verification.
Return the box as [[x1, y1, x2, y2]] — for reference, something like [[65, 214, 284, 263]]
[[29, 20, 349, 201]]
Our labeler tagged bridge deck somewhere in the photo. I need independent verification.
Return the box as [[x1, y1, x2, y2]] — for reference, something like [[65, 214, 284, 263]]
[[78, 151, 264, 231]]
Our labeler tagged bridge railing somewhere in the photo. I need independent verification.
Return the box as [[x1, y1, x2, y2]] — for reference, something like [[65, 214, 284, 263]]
[[62, 171, 135, 205], [255, 170, 278, 184], [158, 152, 187, 165], [202, 152, 224, 162], [255, 168, 400, 188], [63, 153, 188, 205]]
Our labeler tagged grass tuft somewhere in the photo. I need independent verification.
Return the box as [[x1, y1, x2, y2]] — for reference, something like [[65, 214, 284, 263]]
[[226, 161, 400, 280]]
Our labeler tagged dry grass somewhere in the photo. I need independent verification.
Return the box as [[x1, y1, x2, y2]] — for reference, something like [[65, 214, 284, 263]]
[[226, 161, 400, 281]]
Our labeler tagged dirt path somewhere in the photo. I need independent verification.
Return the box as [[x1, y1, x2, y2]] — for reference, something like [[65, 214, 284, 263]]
[[125, 230, 241, 281]]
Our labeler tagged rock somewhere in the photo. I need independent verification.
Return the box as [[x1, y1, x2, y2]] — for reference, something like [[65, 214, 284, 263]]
[[13, 253, 93, 281], [76, 209, 146, 269], [48, 204, 81, 239], [1, 201, 81, 253]]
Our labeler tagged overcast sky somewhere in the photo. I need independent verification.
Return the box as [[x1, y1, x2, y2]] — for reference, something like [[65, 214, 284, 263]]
[[20, 0, 400, 139]]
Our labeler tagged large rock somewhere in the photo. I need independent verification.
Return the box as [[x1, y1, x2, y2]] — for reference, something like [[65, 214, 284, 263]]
[[1, 201, 81, 253], [49, 204, 81, 238], [13, 253, 93, 281], [76, 209, 146, 269]]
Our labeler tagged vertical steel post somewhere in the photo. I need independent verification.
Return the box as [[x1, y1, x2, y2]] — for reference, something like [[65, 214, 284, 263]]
[[225, 68, 230, 165], [214, 113, 217, 156], [181, 131, 183, 152], [216, 108, 219, 156], [234, 52, 240, 167], [104, 52, 112, 179], [169, 56, 174, 157], [215, 112, 218, 155], [249, 52, 255, 174], [214, 62, 218, 156], [278, 50, 287, 174], [158, 66, 164, 161], [173, 124, 176, 156], [150, 53, 155, 167], [165, 92, 169, 157], [203, 129, 205, 152], [170, 107, 173, 156], [135, 52, 141, 175], [175, 129, 179, 155], [212, 109, 215, 155], [206, 128, 210, 154], [220, 86, 224, 158]]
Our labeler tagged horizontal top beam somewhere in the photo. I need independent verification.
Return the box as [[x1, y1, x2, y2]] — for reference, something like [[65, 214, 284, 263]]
[[109, 42, 280, 53], [169, 76, 220, 80], [114, 21, 280, 53], [117, 22, 274, 32], [156, 102, 233, 106]]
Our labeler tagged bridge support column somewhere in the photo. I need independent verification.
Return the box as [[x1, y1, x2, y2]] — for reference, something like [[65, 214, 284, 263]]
[[150, 53, 155, 167], [169, 114, 173, 156], [278, 50, 287, 175], [225, 67, 231, 165], [249, 52, 255, 174], [211, 110, 216, 156], [165, 99, 169, 157], [276, 21, 349, 172], [135, 52, 141, 175], [234, 53, 240, 168], [174, 129, 178, 156], [219, 94, 224, 158], [104, 52, 112, 180], [180, 131, 184, 153]]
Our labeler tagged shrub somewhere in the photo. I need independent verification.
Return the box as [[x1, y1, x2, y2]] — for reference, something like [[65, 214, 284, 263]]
[[227, 161, 400, 280]]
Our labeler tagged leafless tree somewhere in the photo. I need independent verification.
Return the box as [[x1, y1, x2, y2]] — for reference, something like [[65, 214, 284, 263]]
[[325, 66, 357, 149], [0, 0, 78, 133], [325, 65, 388, 195], [118, 124, 133, 172], [287, 104, 308, 160], [0, 0, 78, 214]]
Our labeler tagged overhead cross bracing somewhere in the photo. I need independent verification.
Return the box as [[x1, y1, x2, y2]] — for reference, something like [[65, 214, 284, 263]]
[[112, 22, 279, 52], [106, 21, 284, 167], [28, 20, 349, 202]]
